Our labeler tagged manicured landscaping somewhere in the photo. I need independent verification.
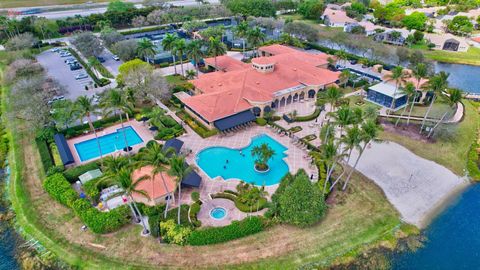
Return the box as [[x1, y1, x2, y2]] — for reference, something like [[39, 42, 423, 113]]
[[176, 110, 218, 138]]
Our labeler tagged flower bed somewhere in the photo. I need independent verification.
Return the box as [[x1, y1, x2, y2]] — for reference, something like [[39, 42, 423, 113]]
[[175, 110, 217, 138], [288, 126, 303, 133], [302, 134, 317, 141]]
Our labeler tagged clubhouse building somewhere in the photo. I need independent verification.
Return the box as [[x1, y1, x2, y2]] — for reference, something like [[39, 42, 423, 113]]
[[177, 45, 340, 131]]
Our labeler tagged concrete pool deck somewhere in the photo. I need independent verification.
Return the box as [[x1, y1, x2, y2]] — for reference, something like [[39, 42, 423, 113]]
[[348, 141, 469, 228], [197, 198, 266, 227], [66, 120, 154, 165]]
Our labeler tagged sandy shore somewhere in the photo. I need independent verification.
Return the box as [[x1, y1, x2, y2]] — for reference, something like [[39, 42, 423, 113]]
[[349, 141, 470, 229]]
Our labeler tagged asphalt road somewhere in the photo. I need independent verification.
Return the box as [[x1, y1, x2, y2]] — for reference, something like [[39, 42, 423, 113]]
[[98, 49, 122, 77], [36, 49, 104, 100]]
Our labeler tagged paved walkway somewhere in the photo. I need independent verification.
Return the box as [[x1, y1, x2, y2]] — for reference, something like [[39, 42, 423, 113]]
[[348, 141, 469, 228]]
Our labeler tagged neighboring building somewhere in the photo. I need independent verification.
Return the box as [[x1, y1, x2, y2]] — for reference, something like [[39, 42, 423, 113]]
[[131, 165, 177, 206], [366, 82, 408, 111], [471, 36, 480, 48], [424, 33, 469, 52], [374, 29, 410, 46], [177, 45, 340, 132], [322, 7, 357, 28], [345, 21, 381, 36]]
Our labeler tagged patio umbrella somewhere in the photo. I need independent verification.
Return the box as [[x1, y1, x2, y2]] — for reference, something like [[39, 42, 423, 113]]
[[123, 146, 133, 152], [140, 116, 149, 122], [149, 126, 159, 131]]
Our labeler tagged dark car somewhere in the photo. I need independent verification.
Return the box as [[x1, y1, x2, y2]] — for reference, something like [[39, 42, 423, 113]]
[[350, 59, 358, 65], [69, 64, 82, 71], [96, 56, 106, 63]]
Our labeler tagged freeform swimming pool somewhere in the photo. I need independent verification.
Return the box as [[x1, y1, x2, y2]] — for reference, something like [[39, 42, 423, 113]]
[[196, 134, 289, 186], [74, 126, 143, 162]]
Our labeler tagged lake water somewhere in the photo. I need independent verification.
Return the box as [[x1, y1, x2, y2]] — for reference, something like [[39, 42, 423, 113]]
[[434, 63, 480, 94], [0, 171, 20, 270], [392, 184, 480, 269]]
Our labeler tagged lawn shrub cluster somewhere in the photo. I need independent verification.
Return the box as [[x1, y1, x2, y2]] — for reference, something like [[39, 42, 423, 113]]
[[153, 115, 184, 140], [82, 178, 101, 201], [43, 173, 130, 233], [256, 118, 267, 126], [288, 126, 303, 133], [175, 110, 217, 138], [148, 205, 191, 237], [72, 198, 130, 234], [160, 219, 192, 245], [63, 161, 100, 183], [294, 108, 321, 122], [43, 173, 78, 207], [60, 114, 125, 138], [189, 201, 202, 227], [35, 138, 54, 173], [187, 216, 264, 246]]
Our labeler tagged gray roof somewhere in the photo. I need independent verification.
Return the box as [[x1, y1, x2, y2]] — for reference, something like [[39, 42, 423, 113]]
[[369, 82, 406, 98]]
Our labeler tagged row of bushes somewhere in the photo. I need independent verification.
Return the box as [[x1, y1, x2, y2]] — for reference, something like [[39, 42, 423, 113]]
[[93, 62, 114, 79], [60, 114, 125, 139], [294, 108, 322, 122], [187, 216, 264, 246], [189, 201, 202, 228], [175, 110, 217, 138], [67, 48, 111, 87], [152, 115, 184, 141], [211, 192, 267, 213], [35, 138, 55, 173], [43, 173, 130, 233]]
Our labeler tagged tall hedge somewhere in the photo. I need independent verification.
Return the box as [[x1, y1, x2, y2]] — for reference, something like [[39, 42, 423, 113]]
[[36, 138, 54, 173], [42, 173, 78, 207], [187, 216, 264, 246], [72, 199, 130, 234], [63, 161, 100, 183]]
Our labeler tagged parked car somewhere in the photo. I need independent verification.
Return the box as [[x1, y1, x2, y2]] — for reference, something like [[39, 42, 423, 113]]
[[96, 56, 106, 63], [60, 52, 71, 57], [75, 73, 88, 80], [69, 64, 82, 71], [112, 55, 120, 61], [65, 58, 77, 64], [51, 47, 60, 53]]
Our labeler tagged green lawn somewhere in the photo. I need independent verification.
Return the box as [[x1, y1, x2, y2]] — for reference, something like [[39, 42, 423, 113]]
[[423, 47, 480, 66], [393, 102, 452, 119], [380, 100, 480, 175], [165, 74, 187, 86]]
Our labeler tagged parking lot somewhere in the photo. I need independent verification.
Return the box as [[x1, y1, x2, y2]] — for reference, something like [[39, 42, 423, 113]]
[[36, 48, 106, 100], [98, 49, 123, 76]]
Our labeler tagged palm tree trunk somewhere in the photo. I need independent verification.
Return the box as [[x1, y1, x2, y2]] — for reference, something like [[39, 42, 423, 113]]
[[342, 143, 367, 191], [406, 98, 415, 126], [242, 38, 245, 57], [179, 53, 184, 77], [177, 182, 182, 225], [130, 196, 149, 234], [128, 201, 140, 223], [87, 114, 103, 164], [421, 95, 436, 133], [427, 110, 449, 138], [119, 112, 130, 153], [172, 54, 177, 74], [395, 99, 410, 126], [160, 173, 171, 219], [387, 83, 399, 118]]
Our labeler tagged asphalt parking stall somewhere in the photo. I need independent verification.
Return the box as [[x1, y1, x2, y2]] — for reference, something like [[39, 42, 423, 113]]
[[36, 48, 96, 100]]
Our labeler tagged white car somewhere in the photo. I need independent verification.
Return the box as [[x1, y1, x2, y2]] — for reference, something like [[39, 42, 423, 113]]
[[51, 47, 60, 53], [75, 73, 88, 80], [60, 52, 71, 57], [112, 55, 120, 61]]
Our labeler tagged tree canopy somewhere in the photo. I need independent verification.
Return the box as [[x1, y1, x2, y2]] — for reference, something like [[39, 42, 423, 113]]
[[402, 11, 427, 30], [298, 0, 325, 20], [447, 16, 473, 35], [224, 0, 276, 17]]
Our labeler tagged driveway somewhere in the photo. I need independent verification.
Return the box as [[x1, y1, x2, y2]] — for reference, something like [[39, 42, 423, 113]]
[[98, 48, 122, 77], [348, 141, 469, 228], [36, 49, 109, 100]]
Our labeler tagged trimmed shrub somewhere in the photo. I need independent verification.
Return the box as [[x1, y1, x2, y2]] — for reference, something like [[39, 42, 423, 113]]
[[160, 219, 192, 245], [82, 178, 101, 201], [149, 214, 161, 237], [72, 199, 130, 234], [42, 173, 78, 207], [175, 110, 217, 138], [187, 216, 264, 246], [189, 201, 202, 227], [256, 118, 267, 126], [63, 161, 100, 183], [191, 191, 200, 202], [294, 108, 321, 122], [35, 138, 54, 173]]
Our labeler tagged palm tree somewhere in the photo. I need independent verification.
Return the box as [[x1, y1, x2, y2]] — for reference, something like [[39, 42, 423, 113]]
[[330, 125, 362, 191], [421, 71, 449, 132], [185, 69, 196, 79], [87, 56, 101, 77], [173, 38, 187, 77], [136, 142, 176, 218], [137, 38, 156, 63], [101, 155, 130, 176], [76, 96, 104, 163], [384, 66, 407, 116], [246, 27, 266, 57], [186, 39, 204, 78], [168, 155, 192, 225], [324, 86, 344, 113], [100, 167, 151, 234], [100, 89, 133, 153], [395, 82, 417, 127], [334, 50, 348, 67], [320, 141, 344, 194], [251, 143, 275, 171], [162, 33, 179, 74], [207, 36, 227, 70], [427, 88, 463, 138], [412, 63, 428, 90], [332, 106, 355, 137], [339, 69, 351, 88], [342, 120, 380, 190], [234, 21, 249, 57]]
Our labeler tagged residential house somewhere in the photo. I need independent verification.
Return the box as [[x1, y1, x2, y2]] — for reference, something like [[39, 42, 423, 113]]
[[322, 7, 357, 28], [424, 33, 469, 52]]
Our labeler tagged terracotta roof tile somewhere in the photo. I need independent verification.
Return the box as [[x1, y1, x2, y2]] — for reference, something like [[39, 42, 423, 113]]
[[131, 166, 177, 202]]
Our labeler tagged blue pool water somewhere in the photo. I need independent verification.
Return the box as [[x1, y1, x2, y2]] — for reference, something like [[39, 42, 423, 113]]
[[210, 207, 227, 220], [392, 184, 480, 269], [196, 134, 289, 186], [74, 126, 143, 162]]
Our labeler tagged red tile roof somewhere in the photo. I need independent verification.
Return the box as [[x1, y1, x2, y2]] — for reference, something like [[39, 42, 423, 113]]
[[131, 166, 177, 204], [259, 44, 299, 55], [181, 45, 340, 122], [204, 55, 249, 72]]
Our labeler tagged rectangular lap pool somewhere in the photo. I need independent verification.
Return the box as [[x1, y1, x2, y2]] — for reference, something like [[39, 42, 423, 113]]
[[74, 126, 143, 162]]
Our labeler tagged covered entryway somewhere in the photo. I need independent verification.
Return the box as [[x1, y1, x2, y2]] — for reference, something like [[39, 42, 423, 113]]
[[308, 89, 316, 98]]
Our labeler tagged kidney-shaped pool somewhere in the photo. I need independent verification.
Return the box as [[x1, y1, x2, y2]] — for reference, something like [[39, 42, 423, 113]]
[[196, 134, 289, 186]]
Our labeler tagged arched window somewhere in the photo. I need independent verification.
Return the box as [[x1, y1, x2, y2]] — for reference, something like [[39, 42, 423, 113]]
[[308, 89, 316, 98]]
